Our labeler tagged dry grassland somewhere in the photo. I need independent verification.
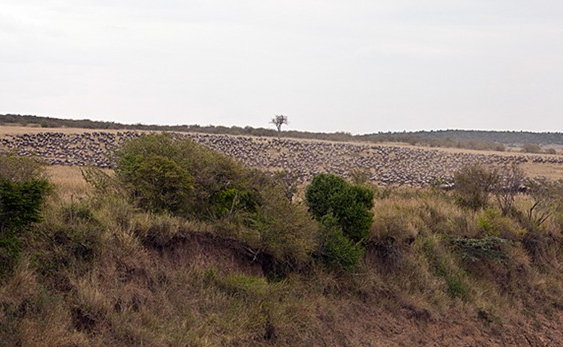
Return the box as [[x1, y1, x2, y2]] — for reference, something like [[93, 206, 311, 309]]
[[45, 166, 113, 201]]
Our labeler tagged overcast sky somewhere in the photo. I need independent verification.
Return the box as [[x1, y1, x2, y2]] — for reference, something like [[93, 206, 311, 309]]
[[1, 1, 562, 134]]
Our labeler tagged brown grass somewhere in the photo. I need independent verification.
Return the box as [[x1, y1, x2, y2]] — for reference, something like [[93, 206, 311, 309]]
[[521, 162, 563, 180], [45, 166, 95, 201], [3, 171, 563, 346]]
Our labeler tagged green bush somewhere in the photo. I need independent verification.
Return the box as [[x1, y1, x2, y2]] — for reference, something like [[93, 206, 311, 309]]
[[0, 179, 50, 231], [0, 156, 51, 277], [305, 173, 374, 243], [305, 173, 373, 272], [477, 209, 524, 240], [115, 133, 254, 219], [317, 214, 364, 272]]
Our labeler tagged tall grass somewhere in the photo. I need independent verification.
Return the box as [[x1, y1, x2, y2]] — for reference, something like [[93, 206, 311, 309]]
[[3, 164, 563, 345]]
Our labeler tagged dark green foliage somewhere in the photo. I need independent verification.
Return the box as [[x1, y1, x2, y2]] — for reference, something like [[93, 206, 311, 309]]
[[0, 178, 51, 231], [305, 173, 374, 242], [305, 173, 373, 272], [118, 152, 194, 214], [212, 187, 258, 219], [317, 214, 364, 272], [0, 155, 51, 277]]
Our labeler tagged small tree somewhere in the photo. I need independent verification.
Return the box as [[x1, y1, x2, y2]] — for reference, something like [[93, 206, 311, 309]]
[[453, 165, 499, 211], [492, 164, 526, 216], [270, 115, 288, 140]]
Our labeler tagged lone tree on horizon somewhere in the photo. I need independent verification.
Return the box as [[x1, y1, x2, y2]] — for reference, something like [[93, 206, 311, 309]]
[[271, 114, 288, 140]]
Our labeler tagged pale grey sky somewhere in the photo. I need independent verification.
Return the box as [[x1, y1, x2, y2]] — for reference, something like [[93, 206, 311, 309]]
[[1, 0, 562, 134]]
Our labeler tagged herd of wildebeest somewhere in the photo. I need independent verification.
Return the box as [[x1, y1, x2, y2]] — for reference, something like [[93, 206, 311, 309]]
[[2, 130, 563, 187]]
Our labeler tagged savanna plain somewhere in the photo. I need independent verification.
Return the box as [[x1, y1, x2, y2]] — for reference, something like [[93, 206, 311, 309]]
[[2, 125, 563, 347]]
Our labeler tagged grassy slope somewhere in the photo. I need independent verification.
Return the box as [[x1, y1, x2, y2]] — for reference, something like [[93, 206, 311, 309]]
[[2, 170, 563, 346]]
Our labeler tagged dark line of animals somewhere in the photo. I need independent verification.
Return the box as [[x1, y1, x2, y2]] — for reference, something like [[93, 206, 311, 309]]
[[1, 131, 562, 187]]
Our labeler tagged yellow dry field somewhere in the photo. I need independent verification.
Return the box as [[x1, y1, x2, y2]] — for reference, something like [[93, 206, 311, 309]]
[[45, 166, 99, 200], [520, 162, 563, 181]]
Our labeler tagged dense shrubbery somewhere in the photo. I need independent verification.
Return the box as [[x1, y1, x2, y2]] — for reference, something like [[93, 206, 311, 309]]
[[114, 133, 318, 270], [115, 133, 254, 219], [305, 173, 374, 242], [117, 137, 376, 273], [305, 173, 374, 271], [453, 164, 527, 218], [0, 156, 51, 277], [317, 214, 365, 272]]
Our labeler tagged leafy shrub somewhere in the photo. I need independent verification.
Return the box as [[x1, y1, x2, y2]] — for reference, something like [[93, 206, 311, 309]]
[[116, 141, 195, 214], [305, 173, 374, 242], [0, 155, 51, 277], [115, 133, 254, 219], [0, 178, 51, 231], [305, 173, 373, 272], [317, 214, 364, 272]]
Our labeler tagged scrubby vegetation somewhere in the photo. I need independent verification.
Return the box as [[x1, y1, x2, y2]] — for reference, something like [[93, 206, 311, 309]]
[[0, 156, 51, 277], [2, 138, 563, 346]]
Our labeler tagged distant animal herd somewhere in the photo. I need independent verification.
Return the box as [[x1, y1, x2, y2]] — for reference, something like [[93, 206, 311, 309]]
[[2, 130, 563, 186]]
